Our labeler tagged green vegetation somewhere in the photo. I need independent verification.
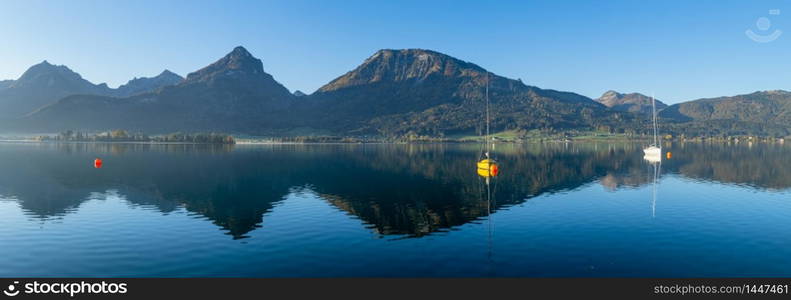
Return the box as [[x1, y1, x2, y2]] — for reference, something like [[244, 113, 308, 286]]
[[37, 130, 235, 144]]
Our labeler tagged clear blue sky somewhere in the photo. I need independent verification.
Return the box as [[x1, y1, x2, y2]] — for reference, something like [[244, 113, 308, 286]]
[[1, 0, 789, 104]]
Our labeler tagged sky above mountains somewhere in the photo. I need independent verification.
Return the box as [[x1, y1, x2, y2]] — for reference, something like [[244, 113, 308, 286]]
[[1, 0, 790, 104]]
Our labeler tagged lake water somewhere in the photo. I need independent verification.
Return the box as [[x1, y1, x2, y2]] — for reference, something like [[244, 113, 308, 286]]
[[1, 141, 790, 277]]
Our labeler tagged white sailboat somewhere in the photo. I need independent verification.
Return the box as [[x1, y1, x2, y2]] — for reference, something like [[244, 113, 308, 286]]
[[643, 94, 661, 160]]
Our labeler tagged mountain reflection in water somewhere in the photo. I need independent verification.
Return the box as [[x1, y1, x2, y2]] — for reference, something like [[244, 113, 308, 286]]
[[1, 142, 789, 240]]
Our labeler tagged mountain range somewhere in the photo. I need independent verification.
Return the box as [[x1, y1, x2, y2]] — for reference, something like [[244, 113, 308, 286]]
[[2, 46, 791, 138], [0, 61, 182, 120], [300, 49, 637, 137], [595, 90, 667, 115], [14, 47, 295, 133]]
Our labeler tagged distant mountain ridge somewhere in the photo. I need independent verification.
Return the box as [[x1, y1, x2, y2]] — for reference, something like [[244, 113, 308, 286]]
[[20, 46, 294, 132], [596, 90, 667, 115], [4, 46, 791, 138], [658, 90, 791, 136], [0, 61, 113, 119], [113, 70, 183, 97], [661, 90, 791, 123], [0, 61, 183, 120]]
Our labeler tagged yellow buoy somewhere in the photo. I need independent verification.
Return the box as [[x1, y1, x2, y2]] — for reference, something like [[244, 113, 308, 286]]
[[477, 159, 499, 177], [666, 151, 672, 159]]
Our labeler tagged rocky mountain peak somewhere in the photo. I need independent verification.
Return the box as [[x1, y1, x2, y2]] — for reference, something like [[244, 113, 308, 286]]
[[318, 49, 490, 93], [184, 46, 265, 84], [596, 90, 667, 114], [17, 61, 83, 84]]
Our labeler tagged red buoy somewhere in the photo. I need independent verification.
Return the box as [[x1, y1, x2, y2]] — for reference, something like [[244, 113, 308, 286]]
[[94, 158, 103, 169]]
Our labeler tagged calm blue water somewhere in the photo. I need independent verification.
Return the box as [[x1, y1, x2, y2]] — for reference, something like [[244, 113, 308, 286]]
[[0, 142, 790, 277]]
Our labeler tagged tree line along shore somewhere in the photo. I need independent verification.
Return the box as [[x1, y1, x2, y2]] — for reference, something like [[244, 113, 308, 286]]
[[34, 130, 235, 144], [14, 128, 788, 145]]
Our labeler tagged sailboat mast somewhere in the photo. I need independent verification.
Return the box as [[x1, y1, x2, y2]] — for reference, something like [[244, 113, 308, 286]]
[[485, 72, 490, 150], [651, 94, 658, 146]]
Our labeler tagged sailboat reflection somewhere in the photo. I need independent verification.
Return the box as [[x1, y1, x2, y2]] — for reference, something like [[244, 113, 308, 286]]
[[476, 71, 499, 273], [644, 155, 661, 217], [477, 157, 498, 274]]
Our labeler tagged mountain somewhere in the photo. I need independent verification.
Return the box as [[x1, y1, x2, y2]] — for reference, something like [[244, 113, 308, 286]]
[[113, 70, 183, 97], [659, 90, 791, 137], [661, 90, 791, 123], [596, 90, 667, 115], [0, 62, 182, 121], [293, 90, 307, 97], [0, 80, 13, 90], [0, 61, 113, 119], [302, 49, 637, 136], [13, 47, 647, 137], [20, 46, 294, 133]]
